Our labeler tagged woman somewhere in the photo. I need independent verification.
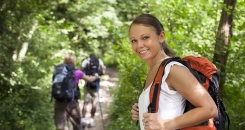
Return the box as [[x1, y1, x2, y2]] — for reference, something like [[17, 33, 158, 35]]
[[54, 53, 99, 130], [130, 14, 218, 130]]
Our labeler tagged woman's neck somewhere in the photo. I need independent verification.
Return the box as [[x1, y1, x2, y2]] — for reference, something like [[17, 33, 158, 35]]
[[146, 54, 170, 73]]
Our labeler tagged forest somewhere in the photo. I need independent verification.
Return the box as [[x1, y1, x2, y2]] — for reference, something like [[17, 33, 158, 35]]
[[0, 0, 244, 130]]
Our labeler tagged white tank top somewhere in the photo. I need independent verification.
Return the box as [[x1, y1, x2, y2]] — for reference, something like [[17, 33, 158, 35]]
[[138, 61, 186, 130]]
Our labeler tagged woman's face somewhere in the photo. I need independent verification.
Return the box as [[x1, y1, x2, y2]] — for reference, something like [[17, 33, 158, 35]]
[[129, 24, 164, 60]]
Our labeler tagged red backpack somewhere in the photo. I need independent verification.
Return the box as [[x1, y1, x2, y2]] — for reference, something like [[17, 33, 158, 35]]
[[147, 56, 230, 130]]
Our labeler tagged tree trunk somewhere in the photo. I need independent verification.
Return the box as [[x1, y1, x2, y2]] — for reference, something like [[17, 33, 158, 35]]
[[213, 0, 236, 96], [12, 20, 38, 61]]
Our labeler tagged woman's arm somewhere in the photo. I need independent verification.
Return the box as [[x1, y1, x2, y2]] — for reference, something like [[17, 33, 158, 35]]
[[163, 65, 218, 129], [82, 73, 99, 82]]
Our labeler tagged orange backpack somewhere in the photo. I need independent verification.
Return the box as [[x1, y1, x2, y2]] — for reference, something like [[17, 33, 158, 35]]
[[147, 56, 230, 130]]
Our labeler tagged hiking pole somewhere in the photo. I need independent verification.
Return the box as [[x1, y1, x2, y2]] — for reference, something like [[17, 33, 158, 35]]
[[96, 80, 106, 130]]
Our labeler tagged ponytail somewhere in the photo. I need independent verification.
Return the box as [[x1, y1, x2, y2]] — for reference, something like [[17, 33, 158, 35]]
[[162, 41, 175, 57]]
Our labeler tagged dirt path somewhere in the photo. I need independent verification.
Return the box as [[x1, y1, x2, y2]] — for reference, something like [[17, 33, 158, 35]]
[[65, 67, 118, 130]]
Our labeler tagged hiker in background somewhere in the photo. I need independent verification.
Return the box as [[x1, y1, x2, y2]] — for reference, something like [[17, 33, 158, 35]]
[[130, 14, 218, 130], [80, 54, 106, 128], [53, 53, 99, 130]]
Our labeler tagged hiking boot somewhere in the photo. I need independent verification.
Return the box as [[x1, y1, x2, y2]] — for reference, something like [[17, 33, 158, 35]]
[[87, 123, 94, 128], [81, 122, 86, 129]]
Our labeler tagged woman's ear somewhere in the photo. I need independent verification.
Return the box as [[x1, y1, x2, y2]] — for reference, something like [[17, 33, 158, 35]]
[[159, 31, 165, 43]]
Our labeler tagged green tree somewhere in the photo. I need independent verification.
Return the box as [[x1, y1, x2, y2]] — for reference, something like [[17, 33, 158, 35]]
[[0, 0, 122, 129], [109, 0, 245, 129], [213, 0, 237, 95]]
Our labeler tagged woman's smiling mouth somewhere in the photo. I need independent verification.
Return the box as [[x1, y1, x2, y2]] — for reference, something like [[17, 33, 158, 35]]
[[139, 49, 149, 54]]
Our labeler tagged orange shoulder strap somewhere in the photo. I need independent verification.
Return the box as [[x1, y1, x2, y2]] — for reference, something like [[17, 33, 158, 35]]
[[148, 58, 181, 113]]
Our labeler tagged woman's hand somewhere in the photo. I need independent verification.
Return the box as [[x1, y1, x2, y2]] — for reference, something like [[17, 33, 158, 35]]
[[143, 112, 165, 130], [131, 103, 139, 121], [94, 73, 99, 79]]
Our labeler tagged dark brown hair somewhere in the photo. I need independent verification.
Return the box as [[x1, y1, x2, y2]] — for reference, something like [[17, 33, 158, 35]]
[[130, 14, 174, 57]]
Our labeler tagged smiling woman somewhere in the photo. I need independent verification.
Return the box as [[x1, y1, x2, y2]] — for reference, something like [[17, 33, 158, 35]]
[[129, 14, 218, 130], [129, 24, 163, 61]]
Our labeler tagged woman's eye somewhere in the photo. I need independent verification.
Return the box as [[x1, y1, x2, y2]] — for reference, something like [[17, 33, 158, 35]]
[[131, 40, 137, 43], [143, 36, 149, 40]]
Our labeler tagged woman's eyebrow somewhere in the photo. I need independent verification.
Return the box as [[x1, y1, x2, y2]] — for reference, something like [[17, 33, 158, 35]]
[[141, 33, 150, 36], [130, 34, 150, 39]]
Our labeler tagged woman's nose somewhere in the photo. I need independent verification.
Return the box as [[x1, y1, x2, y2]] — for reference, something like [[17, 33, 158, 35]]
[[137, 40, 144, 47]]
